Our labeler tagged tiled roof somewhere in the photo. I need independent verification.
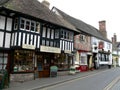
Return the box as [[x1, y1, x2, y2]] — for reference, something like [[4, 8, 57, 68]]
[[53, 7, 111, 42], [0, 0, 79, 32]]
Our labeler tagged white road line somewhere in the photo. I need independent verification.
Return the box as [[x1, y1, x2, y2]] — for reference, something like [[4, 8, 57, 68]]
[[103, 75, 120, 90]]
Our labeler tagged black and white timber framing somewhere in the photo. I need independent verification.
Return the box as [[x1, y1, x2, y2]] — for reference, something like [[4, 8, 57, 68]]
[[0, 10, 74, 53]]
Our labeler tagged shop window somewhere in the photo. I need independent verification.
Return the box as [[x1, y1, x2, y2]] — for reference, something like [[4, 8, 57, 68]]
[[55, 53, 68, 70], [14, 50, 34, 72], [0, 53, 8, 70], [80, 53, 87, 65]]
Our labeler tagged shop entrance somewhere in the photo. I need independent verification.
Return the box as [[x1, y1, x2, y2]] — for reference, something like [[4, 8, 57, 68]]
[[36, 53, 54, 78]]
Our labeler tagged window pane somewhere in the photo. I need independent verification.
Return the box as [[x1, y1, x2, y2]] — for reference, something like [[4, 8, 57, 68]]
[[50, 41, 53, 47], [14, 50, 34, 72], [55, 30, 59, 39], [51, 29, 54, 39], [14, 18, 18, 30], [26, 21, 30, 30], [42, 40, 45, 45], [36, 22, 40, 33], [46, 40, 49, 46], [47, 28, 50, 38], [61, 30, 64, 38], [20, 19, 25, 29], [31, 22, 35, 31], [64, 31, 67, 39], [42, 27, 46, 37]]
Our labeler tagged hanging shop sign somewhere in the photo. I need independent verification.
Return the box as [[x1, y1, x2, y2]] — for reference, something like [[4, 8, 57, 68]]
[[98, 41, 104, 49], [40, 46, 61, 53], [22, 44, 35, 50]]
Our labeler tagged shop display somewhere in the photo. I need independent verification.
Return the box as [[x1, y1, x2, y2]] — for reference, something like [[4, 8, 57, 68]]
[[14, 50, 34, 72]]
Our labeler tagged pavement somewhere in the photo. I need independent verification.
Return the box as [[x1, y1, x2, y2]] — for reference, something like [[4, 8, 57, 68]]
[[3, 68, 109, 90]]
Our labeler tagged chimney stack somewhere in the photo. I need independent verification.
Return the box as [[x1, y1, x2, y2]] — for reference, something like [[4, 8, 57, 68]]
[[112, 33, 117, 43], [42, 0, 50, 8], [99, 20, 107, 38]]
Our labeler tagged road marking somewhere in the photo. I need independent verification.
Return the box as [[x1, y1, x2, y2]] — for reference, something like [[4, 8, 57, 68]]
[[103, 75, 120, 90]]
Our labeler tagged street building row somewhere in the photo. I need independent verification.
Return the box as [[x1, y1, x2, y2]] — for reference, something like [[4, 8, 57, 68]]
[[0, 0, 113, 82]]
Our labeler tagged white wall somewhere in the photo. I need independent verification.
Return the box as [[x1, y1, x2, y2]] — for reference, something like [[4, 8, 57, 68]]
[[0, 16, 5, 30], [0, 32, 4, 47], [5, 33, 11, 48], [6, 18, 12, 31]]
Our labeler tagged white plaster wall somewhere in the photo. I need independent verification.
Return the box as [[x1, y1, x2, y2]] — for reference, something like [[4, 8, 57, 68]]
[[0, 16, 5, 30], [5, 33, 11, 48], [6, 18, 12, 31], [0, 32, 4, 47]]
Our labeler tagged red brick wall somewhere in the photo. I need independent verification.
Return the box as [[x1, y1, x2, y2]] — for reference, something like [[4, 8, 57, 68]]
[[74, 34, 91, 51]]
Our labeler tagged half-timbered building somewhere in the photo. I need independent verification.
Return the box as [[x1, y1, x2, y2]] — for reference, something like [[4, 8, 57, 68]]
[[52, 7, 112, 71], [0, 0, 79, 82]]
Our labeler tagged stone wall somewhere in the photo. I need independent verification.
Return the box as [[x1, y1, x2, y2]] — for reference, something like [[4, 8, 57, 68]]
[[10, 73, 34, 82]]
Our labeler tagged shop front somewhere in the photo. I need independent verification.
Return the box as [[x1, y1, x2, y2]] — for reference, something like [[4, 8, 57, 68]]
[[0, 51, 9, 71], [79, 52, 88, 71], [36, 52, 54, 78], [10, 50, 35, 82], [36, 46, 61, 78]]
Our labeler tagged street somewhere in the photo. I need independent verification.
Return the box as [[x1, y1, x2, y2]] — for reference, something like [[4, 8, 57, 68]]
[[39, 68, 120, 90]]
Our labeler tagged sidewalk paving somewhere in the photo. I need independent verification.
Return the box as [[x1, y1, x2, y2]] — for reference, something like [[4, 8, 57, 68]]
[[3, 69, 108, 90]]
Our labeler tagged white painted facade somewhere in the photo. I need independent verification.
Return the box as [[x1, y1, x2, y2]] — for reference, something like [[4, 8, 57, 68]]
[[91, 36, 112, 67]]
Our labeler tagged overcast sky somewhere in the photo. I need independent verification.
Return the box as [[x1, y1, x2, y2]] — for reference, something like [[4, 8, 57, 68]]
[[38, 0, 120, 41]]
